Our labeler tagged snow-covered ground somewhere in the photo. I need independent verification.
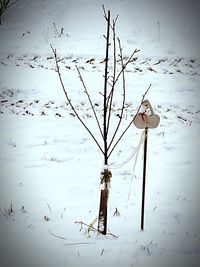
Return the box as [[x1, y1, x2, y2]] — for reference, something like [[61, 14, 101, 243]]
[[0, 0, 200, 266]]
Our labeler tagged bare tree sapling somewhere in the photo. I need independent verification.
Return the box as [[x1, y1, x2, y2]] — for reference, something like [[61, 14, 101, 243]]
[[51, 6, 150, 235]]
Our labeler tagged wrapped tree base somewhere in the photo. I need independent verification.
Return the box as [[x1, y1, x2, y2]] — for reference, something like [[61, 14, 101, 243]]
[[98, 189, 109, 235], [98, 168, 112, 235]]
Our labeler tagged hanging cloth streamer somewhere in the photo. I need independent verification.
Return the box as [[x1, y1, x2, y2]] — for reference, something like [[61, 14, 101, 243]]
[[109, 130, 145, 170], [128, 129, 147, 200]]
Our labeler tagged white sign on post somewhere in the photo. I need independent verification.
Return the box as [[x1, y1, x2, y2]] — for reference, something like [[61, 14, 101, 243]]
[[134, 100, 160, 129], [133, 100, 160, 231]]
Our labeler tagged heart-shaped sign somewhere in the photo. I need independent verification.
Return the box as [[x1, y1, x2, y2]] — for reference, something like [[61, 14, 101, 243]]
[[133, 100, 160, 129]]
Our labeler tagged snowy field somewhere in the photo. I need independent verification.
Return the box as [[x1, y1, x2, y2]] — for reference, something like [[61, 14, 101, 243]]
[[0, 0, 200, 267]]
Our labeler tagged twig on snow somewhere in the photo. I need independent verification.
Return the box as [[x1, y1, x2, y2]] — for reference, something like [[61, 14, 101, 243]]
[[64, 242, 95, 246], [0, 208, 8, 219], [47, 202, 52, 213], [75, 221, 118, 238], [48, 229, 66, 240]]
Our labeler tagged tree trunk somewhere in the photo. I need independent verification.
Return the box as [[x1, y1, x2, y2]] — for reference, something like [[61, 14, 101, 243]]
[[98, 188, 108, 234], [97, 10, 111, 235], [103, 10, 110, 166], [98, 169, 111, 235]]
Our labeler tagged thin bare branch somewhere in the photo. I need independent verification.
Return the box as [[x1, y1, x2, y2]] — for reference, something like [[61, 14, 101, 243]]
[[108, 38, 126, 151], [0, 0, 16, 13], [75, 65, 104, 140], [0, 208, 8, 219], [50, 44, 104, 155], [106, 15, 119, 106], [106, 48, 140, 105], [114, 48, 140, 86], [106, 17, 118, 135], [47, 202, 52, 213], [102, 4, 107, 20], [5, 0, 16, 9], [103, 9, 111, 164], [0, 0, 16, 24], [108, 84, 151, 158]]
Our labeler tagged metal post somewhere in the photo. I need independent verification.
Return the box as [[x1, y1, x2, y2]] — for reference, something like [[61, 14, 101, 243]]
[[141, 127, 148, 231]]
